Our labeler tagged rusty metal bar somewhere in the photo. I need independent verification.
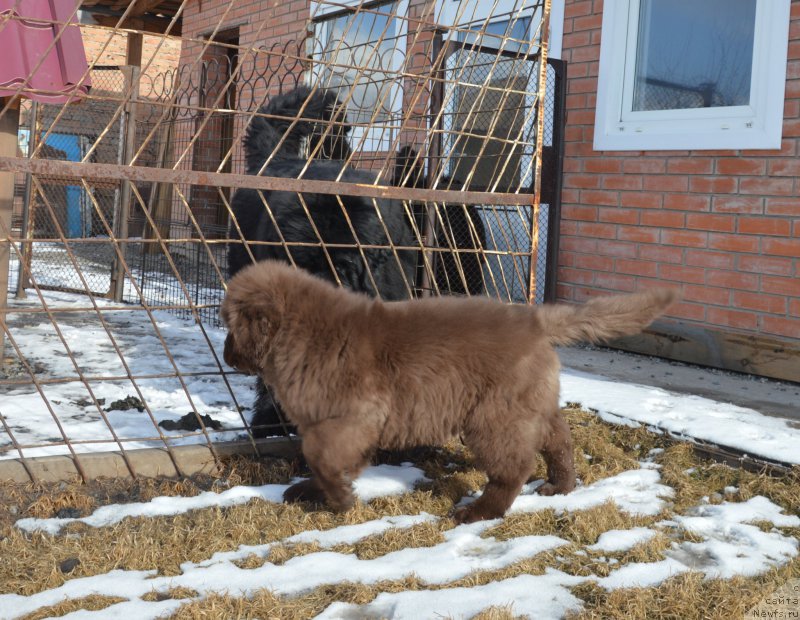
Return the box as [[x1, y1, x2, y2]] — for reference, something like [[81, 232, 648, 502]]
[[0, 156, 539, 206]]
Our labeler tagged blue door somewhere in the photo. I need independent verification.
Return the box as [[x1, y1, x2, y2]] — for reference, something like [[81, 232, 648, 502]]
[[41, 132, 86, 239]]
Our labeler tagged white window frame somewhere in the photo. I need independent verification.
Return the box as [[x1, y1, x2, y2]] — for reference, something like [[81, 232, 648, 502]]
[[435, 0, 563, 59], [310, 0, 408, 153], [594, 0, 791, 151]]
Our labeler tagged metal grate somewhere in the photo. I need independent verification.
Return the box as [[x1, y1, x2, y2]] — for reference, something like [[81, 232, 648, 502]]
[[0, 0, 564, 477]]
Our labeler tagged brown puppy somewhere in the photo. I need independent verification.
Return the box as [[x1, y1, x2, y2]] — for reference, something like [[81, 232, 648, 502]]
[[222, 261, 677, 523]]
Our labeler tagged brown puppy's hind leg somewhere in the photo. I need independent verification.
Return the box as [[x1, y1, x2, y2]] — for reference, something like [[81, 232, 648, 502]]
[[453, 413, 539, 524], [537, 413, 576, 496]]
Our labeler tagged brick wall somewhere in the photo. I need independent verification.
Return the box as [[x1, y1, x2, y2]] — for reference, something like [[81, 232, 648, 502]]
[[558, 0, 800, 343]]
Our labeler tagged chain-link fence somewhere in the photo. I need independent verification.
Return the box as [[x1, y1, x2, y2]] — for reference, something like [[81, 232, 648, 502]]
[[0, 0, 564, 478]]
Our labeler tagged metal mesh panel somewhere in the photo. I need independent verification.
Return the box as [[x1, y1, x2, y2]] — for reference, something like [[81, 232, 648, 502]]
[[0, 0, 563, 473]]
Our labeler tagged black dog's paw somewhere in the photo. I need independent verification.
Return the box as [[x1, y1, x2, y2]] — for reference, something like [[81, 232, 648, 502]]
[[283, 478, 326, 504]]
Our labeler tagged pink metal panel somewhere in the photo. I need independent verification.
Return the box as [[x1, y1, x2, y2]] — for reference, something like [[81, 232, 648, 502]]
[[0, 0, 91, 103]]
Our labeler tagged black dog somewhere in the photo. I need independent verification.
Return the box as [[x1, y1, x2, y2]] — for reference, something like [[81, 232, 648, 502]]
[[393, 146, 487, 296], [228, 86, 417, 437]]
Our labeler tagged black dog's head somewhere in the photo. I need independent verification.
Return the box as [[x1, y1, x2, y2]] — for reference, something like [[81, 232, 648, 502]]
[[310, 89, 353, 160]]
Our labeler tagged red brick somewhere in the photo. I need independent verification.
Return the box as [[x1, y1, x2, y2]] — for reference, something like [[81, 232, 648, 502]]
[[578, 222, 617, 239], [686, 213, 736, 233], [762, 275, 800, 296], [574, 253, 614, 271], [616, 225, 660, 243], [643, 175, 689, 192], [581, 190, 619, 206], [685, 249, 734, 270], [622, 159, 666, 174], [708, 233, 759, 253], [737, 217, 792, 236], [619, 192, 662, 209], [765, 197, 800, 215], [560, 236, 598, 253], [570, 77, 598, 94], [669, 302, 706, 322], [663, 194, 711, 212], [565, 0, 593, 18], [616, 259, 659, 277], [706, 270, 759, 291], [593, 272, 637, 292], [689, 176, 737, 194], [598, 207, 638, 224], [603, 175, 643, 191], [667, 157, 713, 175], [738, 255, 794, 276], [558, 267, 596, 285], [659, 264, 706, 284], [638, 245, 684, 264], [661, 229, 708, 248], [641, 211, 685, 228], [564, 174, 601, 189], [584, 158, 623, 174], [715, 158, 766, 175], [683, 285, 730, 306], [713, 196, 764, 214], [563, 205, 598, 221], [768, 159, 800, 176], [739, 177, 795, 196], [596, 240, 638, 258], [760, 316, 800, 339], [707, 308, 758, 331], [762, 238, 800, 257], [733, 291, 787, 314], [573, 13, 603, 31]]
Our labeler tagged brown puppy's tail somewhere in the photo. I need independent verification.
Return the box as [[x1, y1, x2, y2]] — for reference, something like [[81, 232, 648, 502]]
[[536, 288, 678, 347]]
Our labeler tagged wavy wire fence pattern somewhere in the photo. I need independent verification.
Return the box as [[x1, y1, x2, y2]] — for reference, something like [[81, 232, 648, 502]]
[[0, 0, 564, 480]]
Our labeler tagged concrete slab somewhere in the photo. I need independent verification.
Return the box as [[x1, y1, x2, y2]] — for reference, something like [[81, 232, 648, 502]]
[[558, 344, 800, 423]]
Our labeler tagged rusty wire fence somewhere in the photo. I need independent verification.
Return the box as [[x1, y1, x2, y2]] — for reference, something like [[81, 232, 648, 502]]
[[0, 0, 564, 482]]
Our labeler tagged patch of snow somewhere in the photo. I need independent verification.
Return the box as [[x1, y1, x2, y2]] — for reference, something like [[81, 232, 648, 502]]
[[15, 464, 429, 536], [315, 570, 585, 620], [508, 467, 673, 517], [560, 370, 800, 465], [588, 527, 657, 553]]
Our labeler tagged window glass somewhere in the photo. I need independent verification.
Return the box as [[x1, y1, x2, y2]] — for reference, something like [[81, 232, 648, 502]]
[[314, 2, 401, 128], [632, 0, 756, 111]]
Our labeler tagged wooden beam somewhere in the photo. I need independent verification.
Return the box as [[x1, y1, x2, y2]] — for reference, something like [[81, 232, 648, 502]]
[[0, 101, 21, 362], [126, 31, 143, 66], [612, 320, 800, 384]]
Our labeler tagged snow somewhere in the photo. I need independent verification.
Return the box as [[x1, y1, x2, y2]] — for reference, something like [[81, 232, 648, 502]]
[[3, 285, 800, 618], [588, 527, 657, 553], [316, 570, 586, 620], [6, 469, 798, 619], [15, 463, 428, 536], [560, 370, 800, 465], [4, 287, 799, 468]]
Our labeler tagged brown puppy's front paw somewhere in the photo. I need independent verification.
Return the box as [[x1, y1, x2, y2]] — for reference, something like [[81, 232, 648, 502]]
[[283, 479, 326, 504], [536, 481, 574, 496], [326, 493, 356, 513], [452, 503, 502, 524]]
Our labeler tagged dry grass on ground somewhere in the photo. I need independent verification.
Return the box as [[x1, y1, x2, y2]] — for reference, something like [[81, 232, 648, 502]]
[[1, 407, 798, 619]]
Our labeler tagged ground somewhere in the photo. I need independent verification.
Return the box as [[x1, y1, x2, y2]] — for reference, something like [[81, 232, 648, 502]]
[[1, 280, 799, 618], [1, 408, 798, 619]]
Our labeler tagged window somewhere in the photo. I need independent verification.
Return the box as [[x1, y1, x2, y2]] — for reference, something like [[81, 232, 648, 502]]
[[310, 0, 407, 152], [594, 0, 791, 151]]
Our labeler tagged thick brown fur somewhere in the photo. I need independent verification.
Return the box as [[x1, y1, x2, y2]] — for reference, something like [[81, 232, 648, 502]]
[[221, 261, 678, 523]]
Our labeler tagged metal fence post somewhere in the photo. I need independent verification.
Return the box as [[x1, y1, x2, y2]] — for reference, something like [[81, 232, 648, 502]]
[[111, 65, 140, 302], [0, 100, 21, 361], [15, 101, 38, 300]]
